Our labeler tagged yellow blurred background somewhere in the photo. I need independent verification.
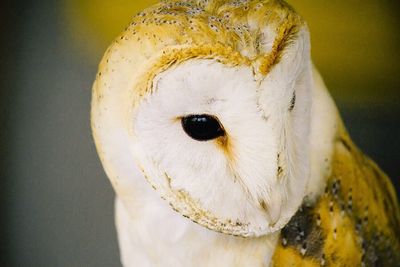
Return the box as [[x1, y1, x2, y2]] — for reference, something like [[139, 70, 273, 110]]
[[1, 1, 398, 266]]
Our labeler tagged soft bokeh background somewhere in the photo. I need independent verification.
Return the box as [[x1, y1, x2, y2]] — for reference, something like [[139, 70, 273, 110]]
[[1, 0, 399, 266]]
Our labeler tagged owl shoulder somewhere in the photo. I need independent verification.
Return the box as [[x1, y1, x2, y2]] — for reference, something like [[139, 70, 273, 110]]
[[271, 128, 400, 266]]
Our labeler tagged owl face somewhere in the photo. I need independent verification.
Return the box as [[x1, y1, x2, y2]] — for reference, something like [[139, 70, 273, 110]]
[[92, 0, 312, 237]]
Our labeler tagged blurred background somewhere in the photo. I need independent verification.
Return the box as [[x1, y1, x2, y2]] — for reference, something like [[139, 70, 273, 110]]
[[1, 0, 399, 266]]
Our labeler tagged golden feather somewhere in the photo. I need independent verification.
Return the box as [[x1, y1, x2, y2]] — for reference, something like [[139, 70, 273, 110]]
[[272, 121, 400, 266]]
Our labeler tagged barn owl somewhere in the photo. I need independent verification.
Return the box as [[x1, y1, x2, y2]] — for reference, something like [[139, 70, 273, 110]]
[[91, 0, 400, 266]]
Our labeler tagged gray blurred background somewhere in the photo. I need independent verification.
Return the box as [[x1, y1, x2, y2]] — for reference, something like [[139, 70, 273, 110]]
[[1, 0, 399, 266]]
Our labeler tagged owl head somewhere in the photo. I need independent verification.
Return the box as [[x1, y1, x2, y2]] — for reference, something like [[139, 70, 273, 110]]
[[92, 0, 312, 237]]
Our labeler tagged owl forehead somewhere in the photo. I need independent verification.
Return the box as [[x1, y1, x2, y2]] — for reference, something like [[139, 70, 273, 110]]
[[94, 0, 305, 120], [125, 0, 302, 57]]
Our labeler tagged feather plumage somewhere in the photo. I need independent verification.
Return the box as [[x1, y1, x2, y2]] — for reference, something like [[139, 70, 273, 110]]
[[91, 0, 400, 266], [273, 124, 400, 266]]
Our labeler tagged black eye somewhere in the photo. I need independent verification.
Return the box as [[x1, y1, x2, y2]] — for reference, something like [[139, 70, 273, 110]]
[[181, 115, 225, 141]]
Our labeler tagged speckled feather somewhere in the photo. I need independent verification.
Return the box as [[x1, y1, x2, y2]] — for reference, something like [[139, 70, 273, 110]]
[[272, 124, 400, 266], [94, 0, 303, 108]]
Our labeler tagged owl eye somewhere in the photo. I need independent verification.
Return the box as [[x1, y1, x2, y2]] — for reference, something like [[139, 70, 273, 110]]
[[181, 115, 225, 141]]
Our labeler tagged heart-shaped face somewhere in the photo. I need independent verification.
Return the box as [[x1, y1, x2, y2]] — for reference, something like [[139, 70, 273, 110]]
[[92, 0, 313, 237], [133, 59, 288, 236]]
